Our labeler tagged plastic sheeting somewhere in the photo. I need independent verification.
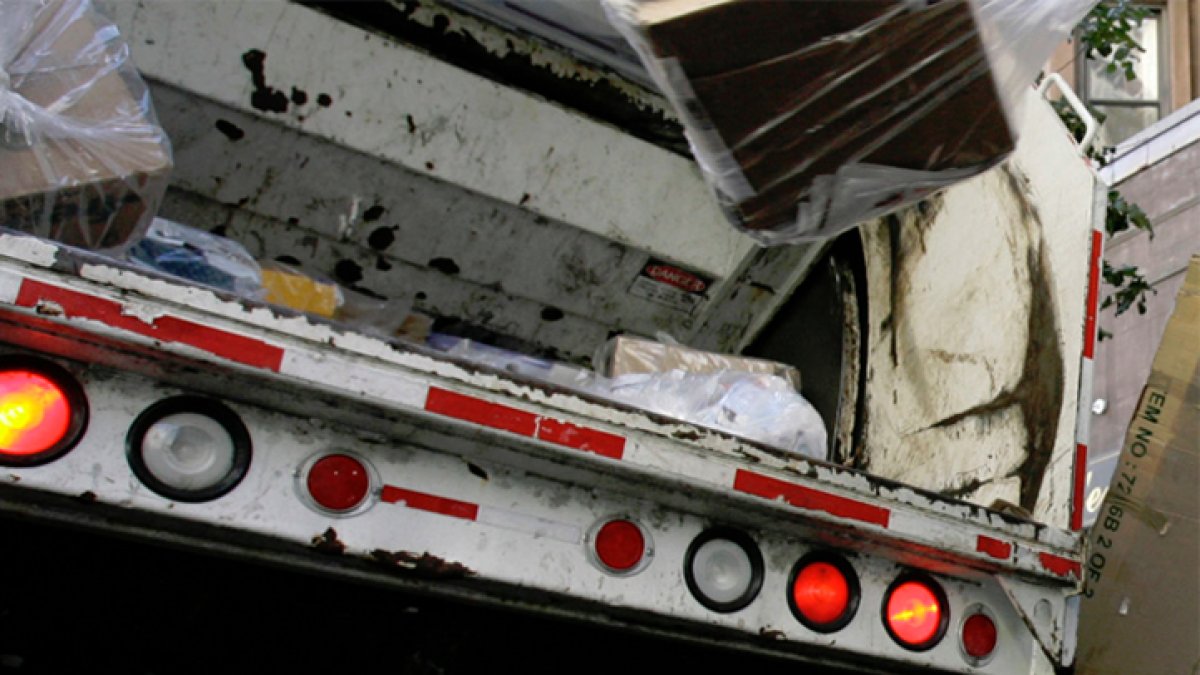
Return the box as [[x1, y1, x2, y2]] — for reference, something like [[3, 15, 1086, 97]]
[[430, 334, 828, 460], [604, 0, 1096, 243], [128, 218, 263, 296], [0, 0, 172, 250], [598, 334, 801, 390]]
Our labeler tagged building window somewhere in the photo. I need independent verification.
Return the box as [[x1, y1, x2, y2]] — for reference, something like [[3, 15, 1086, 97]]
[[1080, 8, 1166, 147]]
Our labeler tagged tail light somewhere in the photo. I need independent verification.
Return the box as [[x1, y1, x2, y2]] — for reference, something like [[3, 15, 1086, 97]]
[[883, 573, 950, 651], [0, 356, 87, 466], [683, 528, 763, 613], [788, 552, 860, 633], [588, 517, 652, 575], [302, 452, 375, 514], [126, 396, 252, 502], [960, 606, 999, 664]]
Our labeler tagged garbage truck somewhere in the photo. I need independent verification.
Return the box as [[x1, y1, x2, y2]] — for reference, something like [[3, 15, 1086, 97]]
[[0, 1, 1106, 672]]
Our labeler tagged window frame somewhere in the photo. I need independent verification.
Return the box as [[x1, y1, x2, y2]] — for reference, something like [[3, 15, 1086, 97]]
[[1077, 4, 1170, 146]]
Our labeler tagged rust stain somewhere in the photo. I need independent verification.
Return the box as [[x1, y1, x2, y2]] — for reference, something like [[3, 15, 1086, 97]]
[[370, 549, 475, 578], [74, 491, 97, 503], [311, 527, 346, 555]]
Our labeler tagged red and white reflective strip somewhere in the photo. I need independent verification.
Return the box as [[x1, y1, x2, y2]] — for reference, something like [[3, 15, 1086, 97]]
[[424, 387, 626, 459], [1, 275, 285, 371], [1072, 226, 1105, 531], [0, 270, 1080, 581]]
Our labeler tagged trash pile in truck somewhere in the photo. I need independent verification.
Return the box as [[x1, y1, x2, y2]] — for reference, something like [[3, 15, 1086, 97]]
[[0, 0, 831, 459], [0, 0, 1093, 462]]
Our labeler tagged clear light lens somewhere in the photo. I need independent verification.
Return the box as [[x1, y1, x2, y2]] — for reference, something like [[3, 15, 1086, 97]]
[[140, 412, 236, 491], [594, 519, 645, 572], [691, 538, 754, 605]]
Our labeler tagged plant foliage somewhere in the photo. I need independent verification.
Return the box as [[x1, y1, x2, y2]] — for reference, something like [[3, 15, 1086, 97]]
[[1075, 0, 1150, 81], [1067, 2, 1158, 327]]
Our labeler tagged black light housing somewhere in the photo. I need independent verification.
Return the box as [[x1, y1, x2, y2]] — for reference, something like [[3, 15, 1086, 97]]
[[787, 551, 861, 633], [126, 396, 252, 503], [0, 354, 88, 467], [882, 571, 951, 652], [683, 527, 764, 613]]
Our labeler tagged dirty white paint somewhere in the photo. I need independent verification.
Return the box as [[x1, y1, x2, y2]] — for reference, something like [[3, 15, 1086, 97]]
[[857, 95, 1101, 530], [0, 267, 21, 304], [97, 0, 753, 280], [0, 233, 59, 267], [408, 0, 668, 110]]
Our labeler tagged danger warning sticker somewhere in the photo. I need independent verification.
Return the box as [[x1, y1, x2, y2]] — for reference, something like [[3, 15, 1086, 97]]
[[628, 259, 712, 313]]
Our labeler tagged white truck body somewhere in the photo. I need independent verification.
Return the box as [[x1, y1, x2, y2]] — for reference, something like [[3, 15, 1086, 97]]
[[0, 1, 1106, 672]]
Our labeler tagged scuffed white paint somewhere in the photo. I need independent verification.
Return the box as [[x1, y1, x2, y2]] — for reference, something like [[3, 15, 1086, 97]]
[[0, 233, 60, 267]]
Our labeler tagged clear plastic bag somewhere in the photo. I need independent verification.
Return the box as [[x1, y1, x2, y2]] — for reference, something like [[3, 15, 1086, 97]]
[[428, 334, 593, 389], [598, 370, 828, 459], [427, 332, 826, 458], [603, 0, 1095, 244], [127, 218, 263, 296], [259, 260, 413, 341], [0, 0, 172, 250], [597, 333, 801, 390]]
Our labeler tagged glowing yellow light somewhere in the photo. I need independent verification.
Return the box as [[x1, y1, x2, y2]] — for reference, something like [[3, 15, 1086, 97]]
[[0, 374, 69, 454], [891, 602, 940, 624]]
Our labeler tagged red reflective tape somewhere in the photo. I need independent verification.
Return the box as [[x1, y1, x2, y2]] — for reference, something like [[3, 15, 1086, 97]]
[[381, 485, 479, 520], [16, 280, 283, 371], [537, 417, 625, 459], [976, 535, 1013, 561], [425, 387, 625, 459], [1071, 443, 1088, 531], [1039, 552, 1082, 579], [425, 387, 537, 436], [733, 469, 890, 528], [1084, 229, 1103, 359]]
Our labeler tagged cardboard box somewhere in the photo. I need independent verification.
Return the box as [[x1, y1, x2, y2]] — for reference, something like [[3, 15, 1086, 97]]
[[602, 335, 802, 390], [0, 0, 172, 249], [1075, 256, 1200, 674], [617, 0, 1013, 235]]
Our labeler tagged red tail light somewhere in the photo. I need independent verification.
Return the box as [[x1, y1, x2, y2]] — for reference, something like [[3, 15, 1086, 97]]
[[304, 453, 374, 513], [788, 552, 860, 632], [0, 357, 87, 466], [883, 574, 949, 651], [590, 518, 650, 575], [961, 609, 999, 663]]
